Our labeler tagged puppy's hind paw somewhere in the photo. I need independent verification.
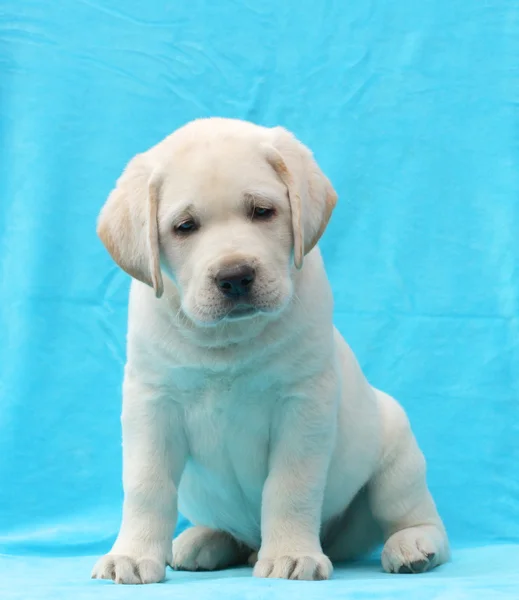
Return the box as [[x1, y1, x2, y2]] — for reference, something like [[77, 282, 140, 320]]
[[382, 525, 448, 574]]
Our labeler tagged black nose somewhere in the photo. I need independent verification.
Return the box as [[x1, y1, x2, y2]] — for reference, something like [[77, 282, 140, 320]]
[[216, 265, 256, 298]]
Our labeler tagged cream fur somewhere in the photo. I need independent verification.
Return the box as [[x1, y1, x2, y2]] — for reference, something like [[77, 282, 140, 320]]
[[92, 118, 449, 585]]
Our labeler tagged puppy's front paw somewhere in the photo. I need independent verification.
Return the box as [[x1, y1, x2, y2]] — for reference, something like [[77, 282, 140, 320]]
[[253, 552, 332, 581], [91, 554, 165, 584], [382, 525, 447, 574]]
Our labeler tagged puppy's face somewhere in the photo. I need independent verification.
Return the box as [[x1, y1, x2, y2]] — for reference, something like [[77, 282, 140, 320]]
[[158, 140, 294, 325], [97, 118, 337, 328]]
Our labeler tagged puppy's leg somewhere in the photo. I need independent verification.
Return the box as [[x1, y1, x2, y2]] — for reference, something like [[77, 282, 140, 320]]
[[254, 380, 336, 581], [92, 376, 188, 584], [172, 527, 251, 571], [368, 395, 449, 574]]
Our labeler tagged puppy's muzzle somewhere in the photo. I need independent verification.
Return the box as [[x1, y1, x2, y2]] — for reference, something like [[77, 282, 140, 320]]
[[215, 264, 256, 300]]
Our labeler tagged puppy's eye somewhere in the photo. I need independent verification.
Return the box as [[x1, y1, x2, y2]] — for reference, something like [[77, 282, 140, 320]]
[[252, 207, 275, 219], [174, 219, 198, 234]]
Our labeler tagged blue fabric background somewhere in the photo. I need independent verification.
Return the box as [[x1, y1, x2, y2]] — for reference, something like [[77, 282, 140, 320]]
[[1, 1, 518, 598]]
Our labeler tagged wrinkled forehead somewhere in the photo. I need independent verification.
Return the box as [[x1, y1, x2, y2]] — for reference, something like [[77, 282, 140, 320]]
[[157, 137, 286, 215]]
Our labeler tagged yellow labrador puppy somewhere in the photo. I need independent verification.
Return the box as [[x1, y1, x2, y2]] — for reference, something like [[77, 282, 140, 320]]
[[92, 118, 449, 584]]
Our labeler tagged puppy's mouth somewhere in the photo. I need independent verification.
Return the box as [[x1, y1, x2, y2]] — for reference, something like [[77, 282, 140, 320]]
[[182, 281, 291, 327], [182, 300, 263, 327], [224, 304, 258, 320]]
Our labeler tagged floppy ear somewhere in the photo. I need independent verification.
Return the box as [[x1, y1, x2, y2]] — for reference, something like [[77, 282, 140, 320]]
[[97, 153, 164, 298], [263, 127, 338, 269]]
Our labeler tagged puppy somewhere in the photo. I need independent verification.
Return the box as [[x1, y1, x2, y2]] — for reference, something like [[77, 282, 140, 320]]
[[92, 118, 449, 584]]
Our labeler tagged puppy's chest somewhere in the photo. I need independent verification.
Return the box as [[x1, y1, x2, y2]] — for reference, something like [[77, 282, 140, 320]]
[[181, 375, 275, 478]]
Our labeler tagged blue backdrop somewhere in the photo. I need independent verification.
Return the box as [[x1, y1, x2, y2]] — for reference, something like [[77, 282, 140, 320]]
[[1, 1, 518, 598]]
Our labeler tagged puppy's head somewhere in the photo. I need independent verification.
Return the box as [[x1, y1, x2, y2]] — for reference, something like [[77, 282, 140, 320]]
[[98, 118, 337, 326]]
